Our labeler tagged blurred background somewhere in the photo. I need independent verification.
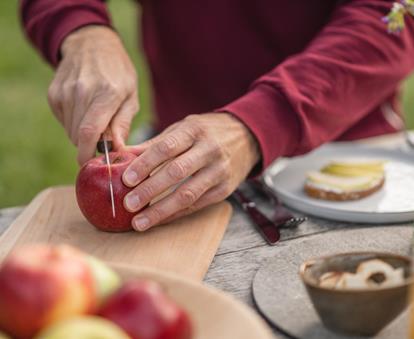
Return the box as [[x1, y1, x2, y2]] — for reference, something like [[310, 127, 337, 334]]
[[0, 0, 413, 208]]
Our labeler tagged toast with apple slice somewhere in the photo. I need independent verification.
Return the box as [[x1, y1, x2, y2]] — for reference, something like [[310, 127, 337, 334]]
[[304, 160, 386, 201]]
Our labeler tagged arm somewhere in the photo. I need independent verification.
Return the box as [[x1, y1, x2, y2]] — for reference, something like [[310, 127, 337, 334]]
[[221, 0, 414, 170], [20, 0, 111, 66], [20, 1, 139, 164], [120, 1, 414, 231]]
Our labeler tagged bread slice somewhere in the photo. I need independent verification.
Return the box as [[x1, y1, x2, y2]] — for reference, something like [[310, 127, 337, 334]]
[[304, 171, 385, 201]]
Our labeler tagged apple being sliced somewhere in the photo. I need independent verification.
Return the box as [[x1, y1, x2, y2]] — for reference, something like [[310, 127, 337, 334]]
[[76, 151, 137, 232], [0, 245, 96, 339]]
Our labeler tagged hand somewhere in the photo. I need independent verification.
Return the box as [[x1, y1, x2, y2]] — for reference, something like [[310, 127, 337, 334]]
[[47, 25, 139, 165], [122, 113, 260, 231]]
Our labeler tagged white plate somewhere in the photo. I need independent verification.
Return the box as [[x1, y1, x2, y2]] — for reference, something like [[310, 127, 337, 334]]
[[264, 143, 414, 224]]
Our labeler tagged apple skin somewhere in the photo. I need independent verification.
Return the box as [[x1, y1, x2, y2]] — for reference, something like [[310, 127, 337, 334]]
[[35, 316, 131, 339], [0, 245, 96, 339], [99, 280, 193, 339], [85, 255, 121, 304], [76, 151, 138, 232]]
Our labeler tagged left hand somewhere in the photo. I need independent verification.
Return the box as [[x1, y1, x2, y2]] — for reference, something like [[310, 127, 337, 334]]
[[122, 113, 260, 231]]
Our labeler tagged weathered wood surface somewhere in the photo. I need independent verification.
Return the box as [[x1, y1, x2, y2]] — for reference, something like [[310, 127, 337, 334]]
[[0, 132, 412, 339]]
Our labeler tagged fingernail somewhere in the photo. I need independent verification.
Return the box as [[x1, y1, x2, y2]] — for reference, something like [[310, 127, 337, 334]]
[[133, 216, 150, 231], [125, 193, 140, 211], [124, 170, 138, 186]]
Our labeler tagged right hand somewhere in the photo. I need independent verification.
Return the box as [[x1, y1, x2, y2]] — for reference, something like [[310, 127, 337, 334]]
[[48, 25, 139, 165]]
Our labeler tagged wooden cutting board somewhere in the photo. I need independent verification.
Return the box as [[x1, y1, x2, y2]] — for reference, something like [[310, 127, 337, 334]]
[[0, 186, 232, 281]]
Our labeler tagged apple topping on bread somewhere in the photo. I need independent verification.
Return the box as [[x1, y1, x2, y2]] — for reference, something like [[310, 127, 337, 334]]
[[305, 160, 386, 201]]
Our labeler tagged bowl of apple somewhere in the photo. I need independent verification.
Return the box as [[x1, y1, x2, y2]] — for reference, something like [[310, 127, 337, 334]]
[[0, 244, 273, 339]]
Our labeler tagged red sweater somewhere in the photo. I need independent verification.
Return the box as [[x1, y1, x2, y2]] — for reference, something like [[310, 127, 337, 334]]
[[20, 0, 414, 170]]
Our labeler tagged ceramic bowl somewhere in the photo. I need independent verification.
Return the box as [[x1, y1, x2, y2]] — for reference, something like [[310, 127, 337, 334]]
[[300, 252, 413, 336]]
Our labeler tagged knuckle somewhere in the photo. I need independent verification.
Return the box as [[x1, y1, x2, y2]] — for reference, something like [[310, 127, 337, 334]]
[[74, 80, 90, 99], [184, 116, 204, 136], [103, 82, 122, 98], [47, 84, 59, 104], [207, 140, 221, 156], [167, 160, 190, 181], [78, 124, 97, 142], [156, 136, 178, 157], [220, 183, 233, 198], [148, 207, 164, 223], [62, 80, 77, 93], [188, 122, 204, 138], [139, 184, 155, 202], [177, 188, 198, 206], [136, 158, 151, 176]]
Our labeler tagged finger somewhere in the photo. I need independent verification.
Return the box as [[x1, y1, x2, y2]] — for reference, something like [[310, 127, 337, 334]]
[[123, 122, 180, 155], [162, 183, 230, 223], [130, 165, 223, 231], [47, 83, 64, 125], [70, 86, 90, 146], [123, 142, 214, 212], [77, 97, 123, 165], [111, 95, 139, 150], [122, 128, 195, 187], [61, 84, 75, 135]]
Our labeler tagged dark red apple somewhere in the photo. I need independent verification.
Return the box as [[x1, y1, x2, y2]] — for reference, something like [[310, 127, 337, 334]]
[[98, 280, 193, 339], [76, 151, 137, 232]]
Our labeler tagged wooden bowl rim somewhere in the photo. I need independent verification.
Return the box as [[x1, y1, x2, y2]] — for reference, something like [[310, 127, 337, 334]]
[[108, 262, 274, 339]]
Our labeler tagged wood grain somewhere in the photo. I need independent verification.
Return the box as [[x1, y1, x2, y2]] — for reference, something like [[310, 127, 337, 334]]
[[0, 186, 232, 281]]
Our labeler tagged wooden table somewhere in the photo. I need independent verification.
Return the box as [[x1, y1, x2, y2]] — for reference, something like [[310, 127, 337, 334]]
[[0, 132, 411, 339]]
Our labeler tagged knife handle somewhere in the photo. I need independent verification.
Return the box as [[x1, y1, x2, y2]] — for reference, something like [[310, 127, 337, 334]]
[[97, 129, 114, 154], [233, 189, 280, 245], [97, 139, 113, 154]]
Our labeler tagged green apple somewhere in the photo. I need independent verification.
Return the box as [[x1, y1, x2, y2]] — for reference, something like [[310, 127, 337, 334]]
[[35, 316, 131, 339], [85, 256, 121, 304]]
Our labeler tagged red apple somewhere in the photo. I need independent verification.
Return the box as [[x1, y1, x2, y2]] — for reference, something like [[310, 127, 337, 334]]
[[76, 151, 137, 232], [0, 244, 96, 339], [99, 280, 193, 339]]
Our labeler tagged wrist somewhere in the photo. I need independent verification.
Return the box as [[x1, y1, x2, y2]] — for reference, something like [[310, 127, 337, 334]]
[[61, 25, 120, 57], [221, 113, 261, 171]]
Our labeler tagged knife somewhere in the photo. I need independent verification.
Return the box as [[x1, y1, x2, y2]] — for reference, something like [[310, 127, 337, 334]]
[[232, 189, 280, 245], [97, 130, 116, 219]]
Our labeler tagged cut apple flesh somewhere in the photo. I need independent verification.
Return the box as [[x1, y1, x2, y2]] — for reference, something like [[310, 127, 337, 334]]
[[321, 160, 385, 179]]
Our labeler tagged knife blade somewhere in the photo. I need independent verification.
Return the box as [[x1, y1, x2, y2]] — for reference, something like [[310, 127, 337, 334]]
[[97, 131, 116, 219]]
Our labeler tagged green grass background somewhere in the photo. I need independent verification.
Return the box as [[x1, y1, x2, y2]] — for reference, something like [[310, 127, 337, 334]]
[[0, 0, 413, 208]]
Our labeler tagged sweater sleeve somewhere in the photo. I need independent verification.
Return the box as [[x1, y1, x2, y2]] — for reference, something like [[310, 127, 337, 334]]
[[220, 0, 414, 170], [20, 0, 112, 66]]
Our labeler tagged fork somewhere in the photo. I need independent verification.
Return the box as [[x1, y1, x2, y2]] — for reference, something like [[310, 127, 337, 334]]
[[249, 178, 307, 228]]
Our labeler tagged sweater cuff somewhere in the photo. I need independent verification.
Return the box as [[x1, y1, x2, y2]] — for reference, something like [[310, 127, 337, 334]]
[[216, 84, 300, 172], [45, 7, 111, 66]]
